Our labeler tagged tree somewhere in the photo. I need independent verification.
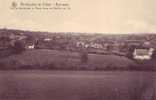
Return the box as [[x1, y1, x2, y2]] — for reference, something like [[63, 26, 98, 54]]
[[12, 40, 25, 54], [80, 49, 88, 63]]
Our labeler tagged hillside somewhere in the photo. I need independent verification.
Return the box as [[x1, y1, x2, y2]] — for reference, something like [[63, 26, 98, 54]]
[[0, 28, 156, 71], [0, 49, 138, 70]]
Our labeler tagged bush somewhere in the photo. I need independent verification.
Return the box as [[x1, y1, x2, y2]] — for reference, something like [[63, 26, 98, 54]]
[[80, 51, 88, 63], [11, 40, 25, 54]]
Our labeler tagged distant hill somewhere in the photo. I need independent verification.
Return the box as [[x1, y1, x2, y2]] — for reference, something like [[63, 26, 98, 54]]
[[0, 28, 156, 39]]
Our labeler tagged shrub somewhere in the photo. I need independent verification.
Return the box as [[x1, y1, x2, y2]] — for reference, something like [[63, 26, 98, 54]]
[[80, 51, 88, 63], [11, 40, 25, 54]]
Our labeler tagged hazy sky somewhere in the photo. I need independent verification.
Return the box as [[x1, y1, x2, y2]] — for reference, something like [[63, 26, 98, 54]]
[[0, 0, 156, 34]]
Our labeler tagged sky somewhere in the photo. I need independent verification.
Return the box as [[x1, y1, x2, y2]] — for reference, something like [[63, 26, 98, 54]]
[[0, 0, 156, 34]]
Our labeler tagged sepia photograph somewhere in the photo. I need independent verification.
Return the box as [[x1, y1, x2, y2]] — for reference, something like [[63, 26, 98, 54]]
[[0, 0, 156, 100]]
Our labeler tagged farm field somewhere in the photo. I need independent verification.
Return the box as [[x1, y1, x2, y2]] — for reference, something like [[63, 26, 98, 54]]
[[0, 71, 155, 100], [0, 49, 138, 70]]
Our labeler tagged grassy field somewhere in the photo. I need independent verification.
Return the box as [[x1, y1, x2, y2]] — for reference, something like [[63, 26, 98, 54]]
[[0, 49, 139, 70], [0, 71, 155, 100]]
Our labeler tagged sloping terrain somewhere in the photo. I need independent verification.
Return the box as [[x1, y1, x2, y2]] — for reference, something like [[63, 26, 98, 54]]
[[0, 49, 138, 70]]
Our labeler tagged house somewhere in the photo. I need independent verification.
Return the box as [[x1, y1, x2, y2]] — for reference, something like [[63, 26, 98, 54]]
[[133, 48, 154, 60], [44, 38, 52, 42], [76, 41, 85, 48], [25, 42, 35, 49], [24, 39, 37, 50], [89, 42, 103, 49]]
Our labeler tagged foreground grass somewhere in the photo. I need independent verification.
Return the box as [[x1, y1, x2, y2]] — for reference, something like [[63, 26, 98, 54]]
[[0, 71, 155, 100]]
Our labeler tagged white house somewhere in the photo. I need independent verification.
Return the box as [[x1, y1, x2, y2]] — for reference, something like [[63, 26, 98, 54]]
[[25, 41, 36, 49], [44, 38, 52, 42], [27, 44, 35, 49], [133, 48, 154, 60], [89, 42, 103, 49]]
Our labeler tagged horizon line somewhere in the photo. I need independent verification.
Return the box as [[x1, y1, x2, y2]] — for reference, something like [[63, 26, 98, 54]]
[[0, 28, 156, 35]]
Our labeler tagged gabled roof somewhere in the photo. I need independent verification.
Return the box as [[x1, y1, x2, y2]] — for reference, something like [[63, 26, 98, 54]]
[[134, 49, 149, 56]]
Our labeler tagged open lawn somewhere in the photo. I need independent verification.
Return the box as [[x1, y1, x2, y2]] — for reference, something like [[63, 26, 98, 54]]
[[0, 49, 138, 70]]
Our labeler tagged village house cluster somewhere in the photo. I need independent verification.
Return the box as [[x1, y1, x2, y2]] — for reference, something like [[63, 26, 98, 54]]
[[0, 29, 156, 60]]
